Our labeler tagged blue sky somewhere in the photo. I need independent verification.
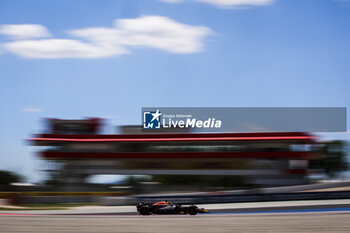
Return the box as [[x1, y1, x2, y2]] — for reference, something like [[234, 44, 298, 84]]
[[0, 0, 349, 182]]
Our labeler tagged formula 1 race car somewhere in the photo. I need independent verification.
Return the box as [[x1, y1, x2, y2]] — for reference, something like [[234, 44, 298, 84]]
[[136, 201, 208, 215]]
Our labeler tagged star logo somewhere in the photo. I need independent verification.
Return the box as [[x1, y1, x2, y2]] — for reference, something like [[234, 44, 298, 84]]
[[151, 109, 162, 122], [143, 109, 162, 129]]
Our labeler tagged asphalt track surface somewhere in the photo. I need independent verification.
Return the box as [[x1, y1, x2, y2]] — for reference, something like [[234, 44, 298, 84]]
[[1, 201, 350, 232], [1, 212, 350, 233], [52, 204, 350, 215]]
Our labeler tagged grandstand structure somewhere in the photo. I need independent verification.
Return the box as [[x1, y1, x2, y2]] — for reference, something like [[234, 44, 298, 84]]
[[29, 118, 319, 189]]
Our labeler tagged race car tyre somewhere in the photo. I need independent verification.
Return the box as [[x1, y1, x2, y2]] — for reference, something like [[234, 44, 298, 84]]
[[188, 207, 198, 215], [140, 206, 150, 215]]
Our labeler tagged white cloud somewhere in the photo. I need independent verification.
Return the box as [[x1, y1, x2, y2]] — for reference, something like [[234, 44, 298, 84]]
[[0, 24, 51, 39], [198, 0, 274, 7], [0, 15, 212, 59], [22, 107, 44, 113], [161, 0, 274, 8], [5, 39, 127, 59], [70, 16, 212, 54]]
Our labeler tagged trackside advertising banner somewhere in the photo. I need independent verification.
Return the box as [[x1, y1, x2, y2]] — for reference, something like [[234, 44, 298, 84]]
[[142, 107, 346, 133]]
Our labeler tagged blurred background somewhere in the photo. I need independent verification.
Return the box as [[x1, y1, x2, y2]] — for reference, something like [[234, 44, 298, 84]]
[[0, 117, 349, 205]]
